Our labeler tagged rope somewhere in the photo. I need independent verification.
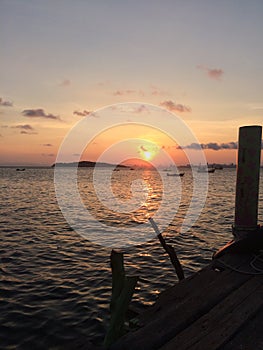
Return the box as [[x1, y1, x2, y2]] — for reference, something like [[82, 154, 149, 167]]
[[217, 251, 263, 275]]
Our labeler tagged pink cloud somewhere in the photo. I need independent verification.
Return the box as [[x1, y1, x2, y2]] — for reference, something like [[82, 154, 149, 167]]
[[73, 110, 92, 117], [0, 97, 13, 107], [197, 65, 224, 80], [133, 104, 149, 114], [150, 85, 167, 96], [160, 100, 191, 113], [113, 89, 137, 96], [59, 79, 71, 87]]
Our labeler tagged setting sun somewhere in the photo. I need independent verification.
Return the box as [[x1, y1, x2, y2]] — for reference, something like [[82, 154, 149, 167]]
[[143, 151, 152, 160]]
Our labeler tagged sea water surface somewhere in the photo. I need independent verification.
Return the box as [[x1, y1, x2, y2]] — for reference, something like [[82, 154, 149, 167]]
[[0, 167, 262, 349]]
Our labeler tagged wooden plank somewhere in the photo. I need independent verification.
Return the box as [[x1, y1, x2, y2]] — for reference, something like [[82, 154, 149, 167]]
[[139, 264, 219, 326], [161, 276, 263, 350], [139, 254, 251, 326], [110, 255, 253, 350], [221, 305, 263, 350]]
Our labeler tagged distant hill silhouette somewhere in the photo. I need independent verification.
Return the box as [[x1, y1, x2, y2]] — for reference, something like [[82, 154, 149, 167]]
[[52, 161, 128, 168]]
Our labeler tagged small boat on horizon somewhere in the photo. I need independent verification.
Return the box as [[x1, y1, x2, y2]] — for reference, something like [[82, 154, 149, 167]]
[[197, 166, 215, 173], [16, 168, 25, 171], [167, 172, 185, 177]]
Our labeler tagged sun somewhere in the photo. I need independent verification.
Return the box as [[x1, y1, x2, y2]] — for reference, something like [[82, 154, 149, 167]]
[[138, 141, 160, 162], [143, 151, 152, 160]]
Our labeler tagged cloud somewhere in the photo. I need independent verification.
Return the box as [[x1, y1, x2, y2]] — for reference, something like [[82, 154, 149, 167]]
[[0, 97, 13, 107], [160, 100, 191, 113], [140, 145, 148, 152], [73, 110, 92, 117], [150, 85, 167, 96], [10, 124, 37, 134], [181, 141, 238, 151], [113, 89, 145, 97], [220, 142, 238, 150], [197, 65, 224, 80], [180, 142, 202, 150], [134, 104, 148, 113], [59, 79, 71, 87], [113, 86, 169, 97], [41, 153, 55, 157], [204, 142, 221, 151], [22, 108, 60, 120], [12, 124, 34, 131], [20, 130, 38, 135], [113, 89, 136, 96]]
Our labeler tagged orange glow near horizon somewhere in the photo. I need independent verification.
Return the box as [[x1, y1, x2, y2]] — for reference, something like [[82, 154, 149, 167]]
[[78, 124, 186, 167], [1, 118, 261, 166]]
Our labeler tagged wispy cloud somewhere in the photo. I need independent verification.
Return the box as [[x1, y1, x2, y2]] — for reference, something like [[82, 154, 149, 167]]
[[0, 97, 13, 107], [110, 104, 149, 115], [113, 89, 145, 97], [197, 65, 224, 80], [113, 85, 169, 97], [160, 100, 191, 113], [20, 130, 38, 135], [11, 124, 38, 135], [22, 108, 60, 120], [73, 110, 92, 117], [11, 124, 34, 131], [134, 104, 149, 113], [180, 141, 238, 150], [140, 145, 148, 152], [41, 153, 55, 157], [150, 85, 168, 96], [59, 79, 71, 87], [113, 89, 137, 96]]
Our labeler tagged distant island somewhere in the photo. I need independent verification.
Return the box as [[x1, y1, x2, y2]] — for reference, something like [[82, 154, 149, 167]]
[[52, 161, 129, 168]]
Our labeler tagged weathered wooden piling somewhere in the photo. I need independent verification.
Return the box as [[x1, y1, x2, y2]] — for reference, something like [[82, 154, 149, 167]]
[[104, 250, 138, 348], [233, 125, 262, 239], [213, 125, 262, 258]]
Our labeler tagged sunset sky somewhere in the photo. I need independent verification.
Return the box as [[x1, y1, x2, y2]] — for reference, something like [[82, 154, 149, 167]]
[[0, 0, 262, 166]]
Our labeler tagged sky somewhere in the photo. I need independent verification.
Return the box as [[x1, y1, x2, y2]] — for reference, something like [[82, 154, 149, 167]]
[[0, 0, 262, 166]]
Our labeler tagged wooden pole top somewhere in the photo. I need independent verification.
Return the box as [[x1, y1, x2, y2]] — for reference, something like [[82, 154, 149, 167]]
[[234, 125, 262, 239]]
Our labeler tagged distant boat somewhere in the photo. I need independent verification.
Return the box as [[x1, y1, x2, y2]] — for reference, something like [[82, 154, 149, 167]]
[[197, 166, 215, 173], [16, 168, 25, 171], [167, 172, 185, 177]]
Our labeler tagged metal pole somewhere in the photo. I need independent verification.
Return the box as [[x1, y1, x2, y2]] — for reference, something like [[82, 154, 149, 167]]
[[233, 125, 262, 240]]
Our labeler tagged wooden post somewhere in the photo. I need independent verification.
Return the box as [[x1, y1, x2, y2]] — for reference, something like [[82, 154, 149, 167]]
[[233, 125, 262, 240], [104, 250, 138, 348], [213, 125, 262, 258], [149, 218, 184, 280]]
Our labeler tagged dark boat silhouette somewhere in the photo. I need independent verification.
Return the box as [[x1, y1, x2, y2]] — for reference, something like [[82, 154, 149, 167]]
[[167, 172, 184, 177]]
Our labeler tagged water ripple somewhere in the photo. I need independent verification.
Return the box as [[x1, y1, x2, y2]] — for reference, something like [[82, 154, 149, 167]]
[[0, 167, 262, 348]]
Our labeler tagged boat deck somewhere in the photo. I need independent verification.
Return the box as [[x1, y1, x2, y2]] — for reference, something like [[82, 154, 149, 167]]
[[110, 252, 263, 350]]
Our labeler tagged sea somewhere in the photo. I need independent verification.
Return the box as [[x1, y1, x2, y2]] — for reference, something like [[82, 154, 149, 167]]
[[0, 167, 262, 349]]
